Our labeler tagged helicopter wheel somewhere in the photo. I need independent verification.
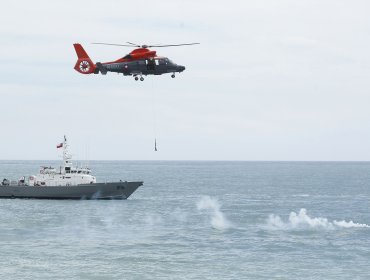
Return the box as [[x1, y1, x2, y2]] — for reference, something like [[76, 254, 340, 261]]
[[171, 74, 175, 78], [134, 76, 139, 81], [140, 77, 144, 81]]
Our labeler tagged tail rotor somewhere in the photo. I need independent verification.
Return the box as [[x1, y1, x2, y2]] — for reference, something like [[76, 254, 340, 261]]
[[73, 43, 96, 74]]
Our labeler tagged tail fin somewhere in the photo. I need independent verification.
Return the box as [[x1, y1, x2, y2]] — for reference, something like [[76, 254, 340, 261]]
[[73, 43, 96, 74]]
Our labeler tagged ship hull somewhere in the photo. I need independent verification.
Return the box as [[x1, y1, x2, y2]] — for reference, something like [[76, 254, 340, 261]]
[[0, 181, 143, 200]]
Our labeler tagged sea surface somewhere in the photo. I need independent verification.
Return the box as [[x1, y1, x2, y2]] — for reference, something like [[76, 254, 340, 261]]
[[0, 161, 369, 279]]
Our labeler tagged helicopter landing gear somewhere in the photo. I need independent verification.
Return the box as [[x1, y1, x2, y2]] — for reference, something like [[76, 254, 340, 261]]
[[171, 73, 175, 78], [134, 75, 144, 81]]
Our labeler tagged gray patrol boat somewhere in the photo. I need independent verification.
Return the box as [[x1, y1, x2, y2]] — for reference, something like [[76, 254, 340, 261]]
[[0, 136, 143, 199]]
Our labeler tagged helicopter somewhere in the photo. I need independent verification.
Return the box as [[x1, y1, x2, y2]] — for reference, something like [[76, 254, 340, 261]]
[[73, 42, 199, 81]]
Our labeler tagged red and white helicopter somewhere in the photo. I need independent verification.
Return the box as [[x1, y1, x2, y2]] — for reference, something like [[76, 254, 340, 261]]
[[73, 42, 199, 81]]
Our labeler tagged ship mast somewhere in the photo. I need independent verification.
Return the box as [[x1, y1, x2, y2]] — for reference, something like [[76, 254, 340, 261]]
[[63, 135, 72, 167]]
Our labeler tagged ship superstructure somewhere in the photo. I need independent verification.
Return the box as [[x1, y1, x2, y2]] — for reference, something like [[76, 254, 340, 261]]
[[30, 136, 96, 187]]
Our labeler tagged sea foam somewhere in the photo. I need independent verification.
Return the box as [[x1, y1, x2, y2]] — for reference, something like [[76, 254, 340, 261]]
[[267, 208, 370, 230]]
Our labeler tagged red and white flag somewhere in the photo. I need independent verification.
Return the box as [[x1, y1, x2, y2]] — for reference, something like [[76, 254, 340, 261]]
[[56, 143, 63, 148]]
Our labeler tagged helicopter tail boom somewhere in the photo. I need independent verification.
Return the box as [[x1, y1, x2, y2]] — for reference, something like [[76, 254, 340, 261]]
[[73, 43, 96, 74]]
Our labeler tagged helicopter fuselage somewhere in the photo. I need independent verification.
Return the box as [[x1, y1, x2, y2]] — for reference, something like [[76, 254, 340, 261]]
[[96, 56, 185, 77]]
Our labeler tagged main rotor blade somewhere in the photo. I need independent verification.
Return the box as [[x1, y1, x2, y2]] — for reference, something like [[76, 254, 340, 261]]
[[148, 43, 200, 47], [91, 42, 200, 48], [126, 41, 140, 46], [91, 43, 137, 47]]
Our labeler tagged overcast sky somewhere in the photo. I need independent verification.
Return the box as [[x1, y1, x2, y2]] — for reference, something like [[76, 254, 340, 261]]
[[1, 0, 370, 160]]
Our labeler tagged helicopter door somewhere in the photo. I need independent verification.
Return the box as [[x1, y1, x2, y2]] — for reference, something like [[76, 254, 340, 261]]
[[146, 58, 156, 71], [156, 59, 166, 73]]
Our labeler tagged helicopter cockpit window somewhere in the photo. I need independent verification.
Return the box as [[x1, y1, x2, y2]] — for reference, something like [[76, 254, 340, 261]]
[[155, 59, 159, 66]]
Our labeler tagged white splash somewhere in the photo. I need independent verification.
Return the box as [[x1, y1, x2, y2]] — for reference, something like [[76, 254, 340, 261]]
[[333, 220, 370, 228], [267, 208, 370, 230], [197, 196, 232, 230]]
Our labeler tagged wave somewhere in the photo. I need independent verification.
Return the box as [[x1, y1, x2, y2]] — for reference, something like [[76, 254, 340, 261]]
[[267, 208, 370, 230], [197, 196, 232, 230]]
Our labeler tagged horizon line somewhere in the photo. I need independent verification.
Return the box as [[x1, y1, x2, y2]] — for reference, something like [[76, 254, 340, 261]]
[[1, 159, 370, 162]]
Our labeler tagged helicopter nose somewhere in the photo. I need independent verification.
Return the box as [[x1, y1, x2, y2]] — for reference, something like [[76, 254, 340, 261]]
[[178, 65, 185, 72]]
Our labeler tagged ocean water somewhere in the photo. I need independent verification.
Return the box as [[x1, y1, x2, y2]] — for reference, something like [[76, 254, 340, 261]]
[[0, 161, 369, 279]]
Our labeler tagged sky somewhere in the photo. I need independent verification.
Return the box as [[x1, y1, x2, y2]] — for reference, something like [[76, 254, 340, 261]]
[[1, 0, 370, 160]]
